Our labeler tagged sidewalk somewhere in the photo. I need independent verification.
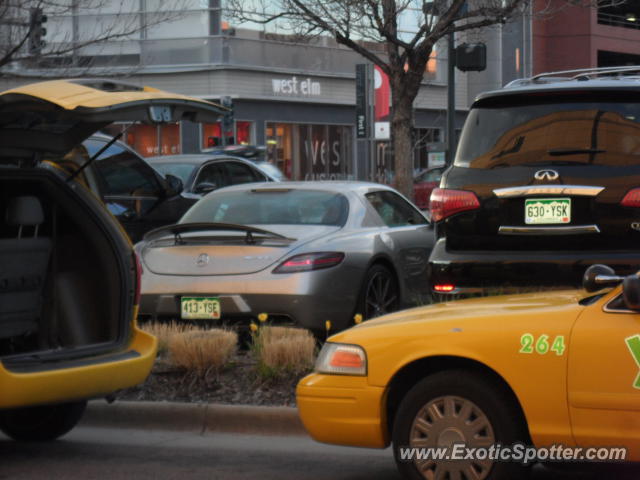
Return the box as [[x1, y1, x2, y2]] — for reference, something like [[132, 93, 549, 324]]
[[82, 400, 307, 436]]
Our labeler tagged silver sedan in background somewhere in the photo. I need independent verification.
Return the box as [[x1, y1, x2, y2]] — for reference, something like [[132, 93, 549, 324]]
[[137, 182, 434, 334]]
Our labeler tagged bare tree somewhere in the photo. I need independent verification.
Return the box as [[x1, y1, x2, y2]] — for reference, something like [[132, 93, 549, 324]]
[[227, 0, 626, 198], [0, 0, 186, 74]]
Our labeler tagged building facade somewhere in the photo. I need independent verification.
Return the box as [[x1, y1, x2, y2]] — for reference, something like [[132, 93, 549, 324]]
[[0, 1, 471, 182], [532, 1, 640, 73]]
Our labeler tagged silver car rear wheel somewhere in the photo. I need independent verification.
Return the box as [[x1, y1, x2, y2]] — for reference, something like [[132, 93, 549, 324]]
[[359, 264, 399, 320]]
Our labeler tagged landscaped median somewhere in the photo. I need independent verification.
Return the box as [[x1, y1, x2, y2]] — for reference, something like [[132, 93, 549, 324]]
[[79, 317, 357, 435], [81, 319, 323, 435], [115, 318, 322, 406]]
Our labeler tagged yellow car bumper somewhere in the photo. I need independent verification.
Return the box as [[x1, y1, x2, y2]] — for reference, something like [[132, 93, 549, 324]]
[[296, 373, 387, 448], [0, 326, 157, 409]]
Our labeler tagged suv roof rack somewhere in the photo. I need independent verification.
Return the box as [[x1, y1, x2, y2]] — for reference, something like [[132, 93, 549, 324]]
[[505, 65, 640, 88]]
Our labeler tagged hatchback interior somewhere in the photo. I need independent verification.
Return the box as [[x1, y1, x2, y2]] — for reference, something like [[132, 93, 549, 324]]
[[0, 170, 123, 361]]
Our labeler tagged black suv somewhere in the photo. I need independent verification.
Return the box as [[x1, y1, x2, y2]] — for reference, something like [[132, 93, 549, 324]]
[[429, 66, 640, 296]]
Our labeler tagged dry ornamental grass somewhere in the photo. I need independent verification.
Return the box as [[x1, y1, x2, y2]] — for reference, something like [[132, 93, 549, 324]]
[[254, 326, 316, 375], [140, 321, 201, 354], [169, 329, 238, 375]]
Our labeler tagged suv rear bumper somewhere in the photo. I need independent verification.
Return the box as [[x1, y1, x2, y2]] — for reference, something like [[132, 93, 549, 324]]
[[429, 238, 640, 294]]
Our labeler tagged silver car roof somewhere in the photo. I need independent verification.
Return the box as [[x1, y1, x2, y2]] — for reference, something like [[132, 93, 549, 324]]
[[210, 180, 398, 195]]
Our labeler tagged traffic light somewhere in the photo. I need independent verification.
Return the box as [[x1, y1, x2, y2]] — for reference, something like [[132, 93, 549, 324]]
[[220, 96, 234, 134], [28, 8, 47, 55], [455, 43, 486, 72]]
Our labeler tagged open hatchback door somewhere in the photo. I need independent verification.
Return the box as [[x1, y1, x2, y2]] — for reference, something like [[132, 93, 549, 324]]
[[0, 78, 226, 160], [0, 79, 225, 442]]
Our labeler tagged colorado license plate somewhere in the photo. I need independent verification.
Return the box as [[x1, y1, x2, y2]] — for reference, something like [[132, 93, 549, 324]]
[[181, 297, 221, 320], [525, 198, 571, 224]]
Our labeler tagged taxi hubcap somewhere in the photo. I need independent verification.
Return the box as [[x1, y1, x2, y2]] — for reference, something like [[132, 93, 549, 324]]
[[409, 395, 495, 480]]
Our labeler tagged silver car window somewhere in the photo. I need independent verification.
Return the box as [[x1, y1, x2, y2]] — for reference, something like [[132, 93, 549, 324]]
[[182, 190, 348, 226], [365, 191, 428, 227]]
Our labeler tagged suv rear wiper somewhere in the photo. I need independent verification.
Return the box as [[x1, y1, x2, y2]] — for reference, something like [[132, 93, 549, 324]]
[[547, 148, 606, 156], [143, 222, 296, 245]]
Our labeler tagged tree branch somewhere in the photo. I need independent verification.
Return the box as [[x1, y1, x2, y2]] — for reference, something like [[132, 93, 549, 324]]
[[286, 0, 392, 74]]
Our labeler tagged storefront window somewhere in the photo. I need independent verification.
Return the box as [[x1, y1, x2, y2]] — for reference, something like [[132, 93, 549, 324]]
[[101, 122, 181, 157], [372, 141, 393, 185], [266, 123, 294, 179], [300, 125, 350, 180], [128, 124, 159, 157], [159, 123, 181, 155], [202, 121, 253, 148], [203, 122, 223, 148], [268, 122, 353, 181], [236, 121, 251, 144], [414, 127, 443, 171]]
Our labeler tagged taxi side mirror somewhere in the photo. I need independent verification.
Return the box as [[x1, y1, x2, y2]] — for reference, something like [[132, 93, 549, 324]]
[[623, 276, 640, 311], [583, 264, 623, 292]]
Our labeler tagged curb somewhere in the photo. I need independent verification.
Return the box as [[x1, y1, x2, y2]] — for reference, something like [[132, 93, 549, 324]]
[[82, 400, 307, 437]]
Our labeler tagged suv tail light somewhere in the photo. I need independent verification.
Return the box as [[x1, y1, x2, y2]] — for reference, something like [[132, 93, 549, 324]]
[[430, 188, 480, 222], [273, 252, 344, 274], [433, 284, 456, 293], [621, 188, 640, 208]]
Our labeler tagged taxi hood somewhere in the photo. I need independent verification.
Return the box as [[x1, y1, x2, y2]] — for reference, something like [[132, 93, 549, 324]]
[[0, 79, 227, 160], [333, 289, 592, 342]]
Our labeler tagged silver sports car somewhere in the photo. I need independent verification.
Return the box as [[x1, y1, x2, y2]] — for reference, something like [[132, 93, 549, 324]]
[[137, 182, 434, 334]]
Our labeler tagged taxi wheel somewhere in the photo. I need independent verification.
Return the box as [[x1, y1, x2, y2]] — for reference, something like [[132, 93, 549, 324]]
[[0, 400, 87, 442], [392, 370, 529, 480], [356, 264, 400, 321]]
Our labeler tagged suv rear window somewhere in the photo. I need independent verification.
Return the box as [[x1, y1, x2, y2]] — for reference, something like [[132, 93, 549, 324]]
[[455, 95, 640, 168]]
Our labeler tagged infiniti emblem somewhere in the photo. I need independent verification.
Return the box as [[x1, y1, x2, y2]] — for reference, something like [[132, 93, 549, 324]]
[[196, 253, 210, 267], [534, 169, 560, 181]]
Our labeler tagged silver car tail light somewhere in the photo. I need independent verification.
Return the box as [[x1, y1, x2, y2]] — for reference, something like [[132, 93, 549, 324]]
[[272, 252, 345, 274]]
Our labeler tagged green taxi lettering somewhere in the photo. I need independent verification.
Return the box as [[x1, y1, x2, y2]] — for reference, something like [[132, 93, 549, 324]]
[[520, 334, 565, 356], [551, 336, 566, 356], [625, 335, 640, 389]]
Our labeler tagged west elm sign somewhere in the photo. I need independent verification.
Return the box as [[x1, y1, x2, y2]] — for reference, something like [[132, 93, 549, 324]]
[[271, 76, 321, 97]]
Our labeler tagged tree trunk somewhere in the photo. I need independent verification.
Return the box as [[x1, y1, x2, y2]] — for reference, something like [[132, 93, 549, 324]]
[[391, 93, 415, 200], [389, 72, 420, 201]]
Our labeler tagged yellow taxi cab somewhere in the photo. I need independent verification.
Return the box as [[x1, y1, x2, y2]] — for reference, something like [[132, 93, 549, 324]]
[[297, 265, 640, 479], [0, 79, 224, 441]]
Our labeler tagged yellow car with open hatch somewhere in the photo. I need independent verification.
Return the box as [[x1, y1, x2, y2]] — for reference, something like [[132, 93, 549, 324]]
[[0, 79, 224, 441]]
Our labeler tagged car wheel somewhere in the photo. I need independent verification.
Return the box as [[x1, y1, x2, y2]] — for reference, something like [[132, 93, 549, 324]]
[[392, 371, 529, 480], [0, 400, 87, 441], [357, 264, 400, 321]]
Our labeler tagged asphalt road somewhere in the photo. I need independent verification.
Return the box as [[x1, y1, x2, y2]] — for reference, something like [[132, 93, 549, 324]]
[[1, 426, 638, 480]]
